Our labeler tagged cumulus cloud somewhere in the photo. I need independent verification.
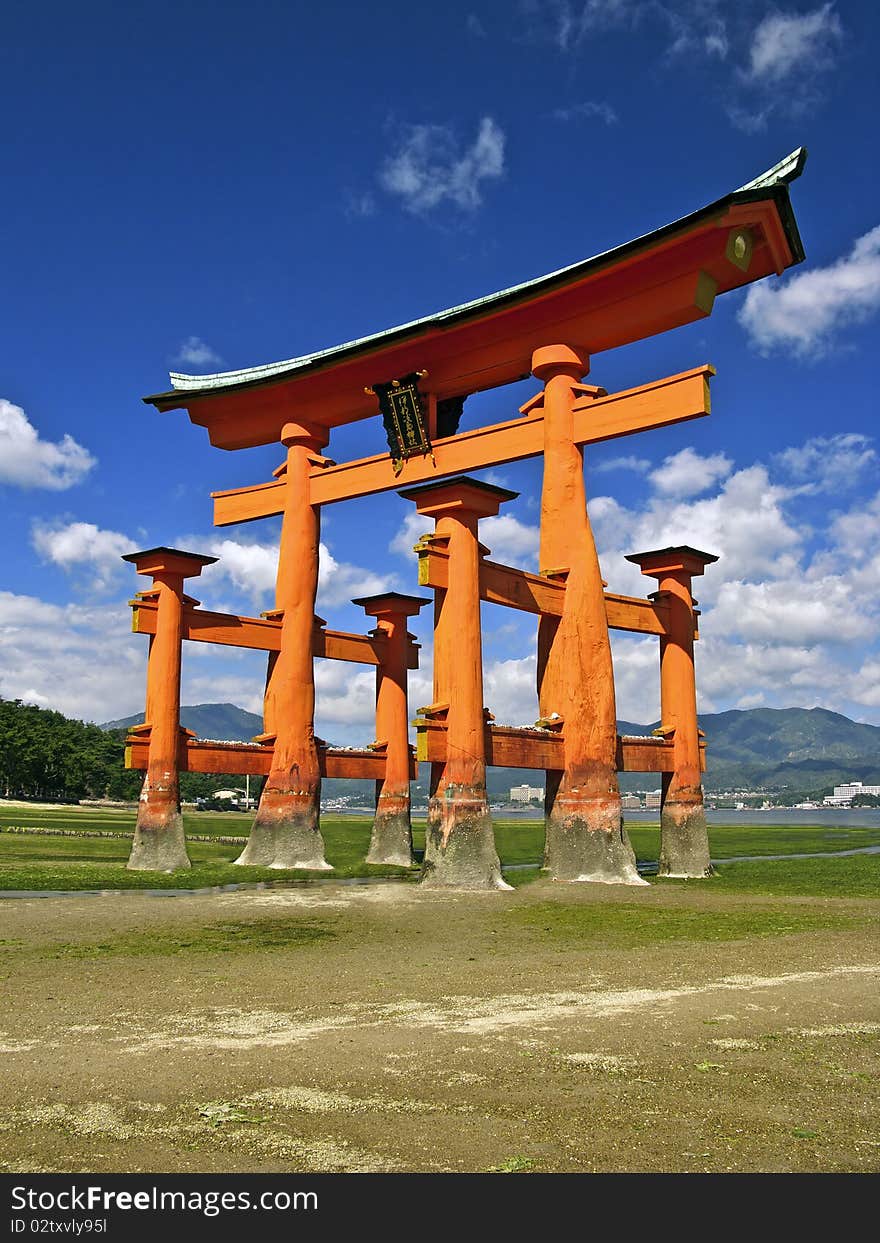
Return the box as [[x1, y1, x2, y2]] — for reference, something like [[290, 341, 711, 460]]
[[174, 337, 223, 369], [481, 514, 540, 565], [649, 447, 732, 498], [380, 116, 505, 213], [745, 3, 842, 82], [0, 590, 147, 722], [317, 544, 395, 608], [0, 399, 95, 491], [179, 534, 394, 613], [775, 433, 877, 493], [739, 225, 880, 357], [31, 520, 132, 591]]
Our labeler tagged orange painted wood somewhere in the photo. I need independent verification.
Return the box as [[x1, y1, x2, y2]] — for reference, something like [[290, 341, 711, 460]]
[[166, 192, 793, 450], [414, 720, 705, 773], [131, 598, 418, 666], [125, 736, 416, 781], [211, 366, 712, 523], [416, 548, 671, 635]]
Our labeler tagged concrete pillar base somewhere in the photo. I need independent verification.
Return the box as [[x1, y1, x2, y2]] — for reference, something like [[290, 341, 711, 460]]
[[421, 791, 510, 891], [127, 793, 190, 872], [236, 788, 331, 870], [659, 802, 713, 878], [366, 798, 415, 867], [544, 807, 647, 885]]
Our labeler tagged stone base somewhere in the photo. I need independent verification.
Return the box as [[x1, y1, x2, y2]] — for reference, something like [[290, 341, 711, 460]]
[[659, 801, 714, 878], [366, 801, 415, 868], [235, 787, 331, 870], [421, 791, 510, 890], [544, 806, 647, 885], [127, 808, 190, 872]]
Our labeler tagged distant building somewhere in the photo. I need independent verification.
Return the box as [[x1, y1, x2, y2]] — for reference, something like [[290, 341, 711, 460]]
[[510, 784, 545, 803], [645, 791, 662, 809], [620, 794, 641, 809], [833, 781, 880, 798]]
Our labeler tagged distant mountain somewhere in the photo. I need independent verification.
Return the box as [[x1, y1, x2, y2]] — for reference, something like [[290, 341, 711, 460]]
[[100, 702, 263, 741], [99, 703, 880, 794]]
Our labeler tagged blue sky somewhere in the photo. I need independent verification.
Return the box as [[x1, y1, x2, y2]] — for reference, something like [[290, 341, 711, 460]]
[[2, 0, 879, 741]]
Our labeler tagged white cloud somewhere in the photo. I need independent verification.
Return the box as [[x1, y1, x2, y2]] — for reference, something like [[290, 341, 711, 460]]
[[775, 433, 876, 493], [710, 578, 875, 646], [180, 535, 394, 613], [0, 590, 146, 723], [745, 4, 842, 82], [466, 13, 487, 37], [175, 337, 223, 369], [317, 544, 395, 608], [649, 447, 732, 498], [389, 509, 539, 570], [519, 0, 641, 53], [0, 399, 95, 491], [739, 225, 880, 357], [481, 514, 540, 565], [390, 512, 433, 559], [552, 100, 618, 124], [31, 520, 132, 591], [380, 116, 505, 213], [593, 454, 650, 474]]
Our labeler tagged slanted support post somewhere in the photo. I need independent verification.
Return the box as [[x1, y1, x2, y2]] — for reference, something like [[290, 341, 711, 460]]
[[354, 592, 430, 867], [122, 547, 217, 870], [236, 420, 332, 869], [401, 477, 516, 890], [532, 344, 644, 884], [627, 545, 718, 877]]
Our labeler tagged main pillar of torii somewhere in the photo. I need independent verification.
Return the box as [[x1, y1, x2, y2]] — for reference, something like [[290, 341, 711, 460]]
[[236, 420, 332, 870], [401, 477, 516, 890], [531, 346, 644, 885]]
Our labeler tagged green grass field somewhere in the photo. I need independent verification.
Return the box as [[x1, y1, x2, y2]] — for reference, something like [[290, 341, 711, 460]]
[[0, 803, 878, 898]]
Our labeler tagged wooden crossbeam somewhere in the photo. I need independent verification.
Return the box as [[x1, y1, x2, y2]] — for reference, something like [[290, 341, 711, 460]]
[[415, 546, 672, 637], [130, 598, 419, 668], [124, 735, 416, 781], [212, 365, 713, 525], [415, 720, 705, 773]]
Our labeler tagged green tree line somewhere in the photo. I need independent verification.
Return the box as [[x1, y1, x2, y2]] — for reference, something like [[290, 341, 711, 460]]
[[0, 697, 261, 803]]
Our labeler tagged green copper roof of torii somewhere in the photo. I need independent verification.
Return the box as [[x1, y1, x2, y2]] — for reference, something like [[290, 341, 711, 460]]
[[145, 147, 807, 408]]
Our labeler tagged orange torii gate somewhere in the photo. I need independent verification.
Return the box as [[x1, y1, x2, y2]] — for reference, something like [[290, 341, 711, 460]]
[[124, 149, 807, 886]]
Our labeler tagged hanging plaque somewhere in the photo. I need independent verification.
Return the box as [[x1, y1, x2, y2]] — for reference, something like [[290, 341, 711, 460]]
[[370, 371, 433, 474]]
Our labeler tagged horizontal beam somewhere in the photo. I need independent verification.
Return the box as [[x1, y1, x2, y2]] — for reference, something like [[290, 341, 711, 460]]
[[130, 599, 419, 668], [416, 721, 705, 773], [212, 365, 712, 524], [125, 736, 416, 781], [416, 548, 671, 636]]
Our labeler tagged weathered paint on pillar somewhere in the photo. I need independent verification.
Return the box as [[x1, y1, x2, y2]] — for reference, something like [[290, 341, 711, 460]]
[[627, 546, 718, 878], [122, 548, 216, 871], [355, 592, 429, 868], [236, 421, 331, 870], [401, 478, 515, 890], [532, 345, 644, 884]]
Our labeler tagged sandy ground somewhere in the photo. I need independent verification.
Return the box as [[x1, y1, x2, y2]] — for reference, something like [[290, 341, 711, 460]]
[[0, 879, 877, 1174]]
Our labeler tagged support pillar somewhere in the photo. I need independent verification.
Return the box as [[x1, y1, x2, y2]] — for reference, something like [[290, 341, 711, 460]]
[[627, 545, 718, 877], [236, 421, 332, 869], [401, 477, 516, 890], [354, 592, 430, 867], [122, 547, 217, 871], [532, 345, 643, 884]]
